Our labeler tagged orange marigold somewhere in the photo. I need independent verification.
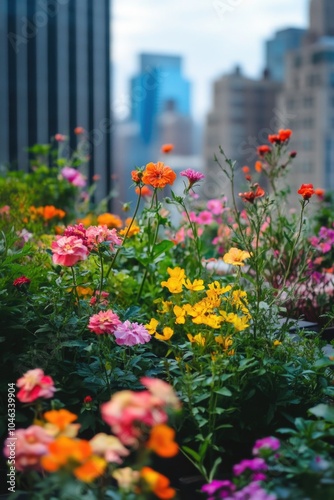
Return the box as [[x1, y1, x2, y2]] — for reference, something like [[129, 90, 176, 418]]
[[146, 425, 178, 458], [142, 162, 176, 189], [74, 456, 107, 482], [97, 213, 123, 228], [41, 436, 92, 472], [140, 467, 176, 499]]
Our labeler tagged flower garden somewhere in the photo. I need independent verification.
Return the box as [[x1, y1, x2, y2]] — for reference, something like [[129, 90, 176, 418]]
[[1, 130, 334, 499]]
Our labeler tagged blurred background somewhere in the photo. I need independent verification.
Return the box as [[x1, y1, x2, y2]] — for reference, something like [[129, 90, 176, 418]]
[[1, 0, 334, 210]]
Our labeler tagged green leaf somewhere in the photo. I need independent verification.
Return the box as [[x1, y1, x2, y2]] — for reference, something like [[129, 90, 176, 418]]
[[309, 404, 334, 422], [215, 387, 232, 397], [182, 446, 201, 462], [153, 240, 174, 259]]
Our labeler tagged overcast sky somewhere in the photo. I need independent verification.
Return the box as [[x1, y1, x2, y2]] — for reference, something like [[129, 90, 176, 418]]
[[113, 0, 309, 121]]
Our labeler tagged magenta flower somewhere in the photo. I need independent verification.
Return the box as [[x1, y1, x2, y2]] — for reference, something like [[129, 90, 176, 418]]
[[61, 166, 86, 187], [201, 479, 235, 499], [233, 457, 267, 476], [113, 321, 151, 346], [51, 235, 89, 266], [197, 210, 214, 225], [180, 169, 205, 188], [88, 310, 122, 335], [252, 436, 280, 456]]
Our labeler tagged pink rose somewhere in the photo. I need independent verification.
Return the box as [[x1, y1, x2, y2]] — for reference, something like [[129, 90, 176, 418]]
[[16, 369, 56, 403], [4, 426, 53, 471], [51, 235, 89, 266], [86, 225, 122, 252], [113, 321, 151, 346]]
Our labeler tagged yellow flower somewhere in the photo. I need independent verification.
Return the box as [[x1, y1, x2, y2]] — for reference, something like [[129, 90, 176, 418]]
[[187, 333, 206, 346], [158, 301, 173, 314], [220, 311, 250, 331], [184, 279, 205, 291], [206, 282, 232, 298], [223, 247, 251, 266], [161, 277, 184, 294], [119, 218, 140, 237], [145, 318, 159, 335], [173, 305, 187, 324], [155, 327, 174, 341], [166, 267, 186, 280], [273, 340, 282, 346], [215, 335, 233, 350]]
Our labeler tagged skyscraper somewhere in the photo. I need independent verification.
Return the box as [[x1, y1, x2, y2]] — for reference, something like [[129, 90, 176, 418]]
[[0, 0, 112, 200], [130, 53, 191, 145], [280, 0, 334, 193], [265, 28, 306, 81]]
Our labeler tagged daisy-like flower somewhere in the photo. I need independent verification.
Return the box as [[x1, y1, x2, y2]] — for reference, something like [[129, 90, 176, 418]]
[[142, 162, 176, 189], [113, 321, 151, 346], [51, 235, 89, 266], [223, 247, 251, 266]]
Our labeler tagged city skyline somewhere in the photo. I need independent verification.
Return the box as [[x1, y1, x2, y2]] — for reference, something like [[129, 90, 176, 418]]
[[113, 0, 309, 121]]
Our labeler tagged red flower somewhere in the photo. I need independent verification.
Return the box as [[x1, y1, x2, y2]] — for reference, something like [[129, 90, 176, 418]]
[[13, 276, 31, 287], [257, 145, 271, 157], [289, 151, 297, 158], [297, 184, 315, 200], [268, 129, 292, 144], [239, 184, 265, 203], [74, 127, 85, 135], [84, 396, 93, 404], [241, 166, 250, 173]]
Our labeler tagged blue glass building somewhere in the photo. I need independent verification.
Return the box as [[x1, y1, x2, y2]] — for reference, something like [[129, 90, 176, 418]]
[[266, 28, 306, 81], [130, 53, 191, 144]]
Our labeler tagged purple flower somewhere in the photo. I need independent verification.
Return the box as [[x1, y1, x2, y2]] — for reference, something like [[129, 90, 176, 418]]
[[113, 321, 151, 346], [233, 458, 267, 477], [201, 480, 235, 499], [252, 437, 280, 456], [228, 481, 276, 500], [180, 169, 205, 187]]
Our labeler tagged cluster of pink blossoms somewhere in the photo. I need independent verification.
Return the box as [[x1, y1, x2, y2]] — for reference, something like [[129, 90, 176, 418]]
[[61, 166, 87, 188], [51, 223, 122, 267], [101, 377, 181, 446], [88, 310, 151, 347]]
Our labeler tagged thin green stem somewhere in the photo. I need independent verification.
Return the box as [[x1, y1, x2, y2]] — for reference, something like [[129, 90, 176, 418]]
[[105, 186, 143, 280]]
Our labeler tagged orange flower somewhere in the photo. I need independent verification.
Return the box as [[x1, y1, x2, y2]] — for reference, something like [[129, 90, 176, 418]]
[[97, 213, 122, 228], [268, 129, 292, 144], [119, 218, 140, 237], [140, 467, 176, 499], [223, 247, 251, 266], [146, 425, 178, 458], [41, 436, 92, 472], [74, 456, 107, 482], [239, 184, 265, 203], [131, 170, 143, 184], [142, 162, 176, 189], [298, 184, 315, 200], [135, 185, 153, 197], [43, 409, 80, 437], [314, 188, 325, 198], [255, 161, 262, 173], [161, 144, 174, 154], [77, 215, 93, 227], [241, 166, 250, 173]]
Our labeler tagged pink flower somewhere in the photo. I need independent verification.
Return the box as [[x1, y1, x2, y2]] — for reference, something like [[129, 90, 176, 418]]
[[3, 426, 53, 471], [64, 223, 87, 244], [86, 225, 122, 252], [16, 369, 56, 403], [74, 126, 85, 135], [0, 205, 10, 217], [197, 210, 213, 225], [233, 457, 267, 476], [101, 390, 168, 446], [207, 199, 225, 216], [51, 235, 89, 266], [180, 169, 205, 188], [61, 166, 86, 187], [18, 228, 33, 242], [55, 133, 66, 142], [141, 377, 181, 410], [13, 276, 31, 287], [88, 310, 121, 335], [113, 321, 151, 346]]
